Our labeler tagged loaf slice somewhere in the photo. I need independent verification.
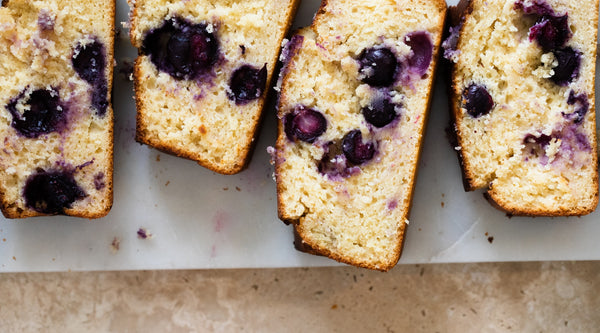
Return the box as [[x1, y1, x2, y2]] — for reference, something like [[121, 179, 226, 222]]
[[129, 0, 300, 174], [0, 0, 114, 218], [447, 0, 599, 216], [274, 0, 447, 270]]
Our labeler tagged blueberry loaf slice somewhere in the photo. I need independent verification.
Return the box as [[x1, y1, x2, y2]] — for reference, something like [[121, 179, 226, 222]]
[[0, 0, 114, 218], [447, 0, 599, 215], [129, 0, 300, 174], [274, 0, 447, 270]]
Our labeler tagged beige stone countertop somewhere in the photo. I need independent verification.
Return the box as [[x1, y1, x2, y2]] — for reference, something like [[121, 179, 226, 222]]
[[1, 261, 599, 332]]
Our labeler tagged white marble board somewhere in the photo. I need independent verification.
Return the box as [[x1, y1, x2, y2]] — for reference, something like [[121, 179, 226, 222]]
[[1, 0, 599, 272]]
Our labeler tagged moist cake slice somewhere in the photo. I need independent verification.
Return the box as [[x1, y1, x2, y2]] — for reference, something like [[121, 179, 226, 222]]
[[446, 0, 599, 215], [0, 0, 115, 218], [129, 0, 300, 174], [274, 0, 447, 270]]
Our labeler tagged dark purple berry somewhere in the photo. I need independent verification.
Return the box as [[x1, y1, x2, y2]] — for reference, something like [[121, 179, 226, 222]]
[[463, 84, 494, 118], [523, 133, 552, 147], [284, 106, 327, 143], [167, 31, 193, 75], [72, 39, 109, 116], [24, 170, 86, 214], [91, 83, 109, 117], [405, 32, 433, 75], [529, 15, 571, 51], [6, 88, 66, 138], [361, 95, 400, 128], [72, 39, 106, 84], [358, 47, 398, 87], [562, 90, 589, 124], [142, 17, 219, 80], [514, 0, 555, 16], [550, 47, 580, 86], [227, 64, 267, 104], [342, 130, 375, 165]]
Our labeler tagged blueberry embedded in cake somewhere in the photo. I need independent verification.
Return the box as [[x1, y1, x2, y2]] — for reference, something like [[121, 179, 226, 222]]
[[446, 0, 598, 215], [274, 0, 447, 270], [0, 1, 115, 218], [129, 0, 301, 174]]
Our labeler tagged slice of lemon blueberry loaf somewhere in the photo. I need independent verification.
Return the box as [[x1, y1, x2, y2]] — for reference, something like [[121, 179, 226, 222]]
[[129, 0, 300, 174], [0, 0, 114, 218], [274, 0, 447, 270], [446, 0, 599, 216]]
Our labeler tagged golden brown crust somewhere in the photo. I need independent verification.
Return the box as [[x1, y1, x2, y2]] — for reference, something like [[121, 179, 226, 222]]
[[448, 0, 599, 216], [294, 224, 404, 272], [132, 0, 301, 175], [447, 0, 477, 191], [0, 0, 115, 219]]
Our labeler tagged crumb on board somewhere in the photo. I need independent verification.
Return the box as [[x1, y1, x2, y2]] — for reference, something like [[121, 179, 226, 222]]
[[137, 228, 153, 240], [111, 237, 120, 253]]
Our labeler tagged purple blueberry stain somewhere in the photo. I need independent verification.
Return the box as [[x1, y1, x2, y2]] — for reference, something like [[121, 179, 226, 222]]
[[227, 64, 267, 104], [463, 84, 494, 118], [562, 90, 589, 124], [342, 130, 376, 165], [523, 123, 591, 164], [514, 0, 556, 16], [318, 140, 360, 180], [358, 47, 398, 87], [142, 17, 220, 81], [550, 47, 580, 86], [284, 105, 327, 143], [24, 170, 86, 214], [94, 172, 105, 190], [442, 24, 462, 62], [405, 32, 433, 76], [361, 93, 401, 128], [72, 39, 109, 116], [37, 9, 55, 31], [6, 87, 67, 138]]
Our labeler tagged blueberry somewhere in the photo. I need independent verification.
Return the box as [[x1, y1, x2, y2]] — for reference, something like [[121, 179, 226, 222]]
[[142, 18, 219, 80], [342, 130, 375, 165], [563, 90, 589, 124], [529, 15, 571, 51], [227, 64, 267, 104], [463, 84, 494, 118], [72, 39, 106, 85], [91, 83, 109, 117], [24, 170, 86, 214], [72, 39, 109, 116], [284, 106, 327, 143], [167, 31, 193, 76], [358, 47, 398, 87], [6, 88, 67, 138], [550, 47, 580, 86], [405, 32, 433, 75], [523, 133, 552, 147], [514, 0, 555, 16], [361, 95, 400, 128]]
